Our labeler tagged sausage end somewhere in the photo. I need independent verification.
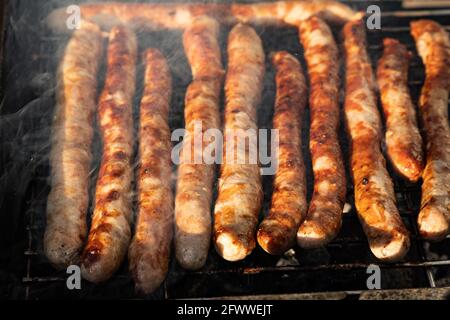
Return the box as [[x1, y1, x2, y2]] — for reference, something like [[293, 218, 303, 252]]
[[214, 232, 253, 262], [175, 236, 210, 270], [257, 225, 295, 255], [43, 238, 81, 269], [418, 205, 449, 241], [369, 233, 410, 262], [297, 221, 335, 249]]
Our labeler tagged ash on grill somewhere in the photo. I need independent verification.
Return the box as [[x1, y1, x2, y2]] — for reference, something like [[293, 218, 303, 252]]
[[0, 0, 449, 300]]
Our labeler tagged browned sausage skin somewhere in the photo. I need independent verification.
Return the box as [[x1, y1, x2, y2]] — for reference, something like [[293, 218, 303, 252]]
[[377, 38, 424, 182], [343, 20, 410, 262], [81, 25, 137, 282], [128, 49, 173, 294], [182, 16, 224, 81], [296, 16, 346, 248], [47, 1, 361, 33], [411, 20, 450, 241], [256, 51, 307, 255], [175, 16, 224, 270], [213, 24, 265, 262], [44, 22, 103, 268]]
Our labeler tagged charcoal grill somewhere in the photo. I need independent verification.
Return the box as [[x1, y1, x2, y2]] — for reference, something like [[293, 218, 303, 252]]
[[0, 0, 449, 300]]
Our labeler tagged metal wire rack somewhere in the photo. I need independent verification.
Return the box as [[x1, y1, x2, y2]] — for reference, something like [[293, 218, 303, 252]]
[[0, 1, 448, 300]]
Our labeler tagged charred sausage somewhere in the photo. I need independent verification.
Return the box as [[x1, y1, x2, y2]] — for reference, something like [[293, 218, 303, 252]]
[[297, 16, 347, 248], [411, 20, 450, 240], [377, 38, 424, 182], [44, 21, 103, 268], [213, 24, 265, 262], [175, 16, 224, 270], [256, 51, 308, 255], [343, 20, 410, 261], [128, 49, 173, 294], [81, 25, 137, 282]]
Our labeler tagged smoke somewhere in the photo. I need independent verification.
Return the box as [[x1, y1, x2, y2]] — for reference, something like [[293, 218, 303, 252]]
[[0, 1, 204, 298], [0, 0, 306, 298], [0, 0, 277, 273]]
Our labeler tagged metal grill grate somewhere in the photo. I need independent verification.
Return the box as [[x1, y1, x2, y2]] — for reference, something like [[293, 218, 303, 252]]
[[1, 1, 449, 300]]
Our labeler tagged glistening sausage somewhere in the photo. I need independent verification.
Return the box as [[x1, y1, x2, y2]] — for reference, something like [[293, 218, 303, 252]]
[[213, 24, 265, 262], [47, 1, 361, 33], [257, 51, 308, 255], [175, 16, 224, 270], [81, 25, 137, 282], [296, 16, 347, 248], [376, 38, 424, 182], [44, 21, 103, 268], [128, 49, 173, 294], [411, 20, 450, 241], [343, 20, 410, 261]]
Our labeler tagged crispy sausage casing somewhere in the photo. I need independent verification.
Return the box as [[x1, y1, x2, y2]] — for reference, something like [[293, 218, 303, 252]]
[[47, 1, 360, 33], [182, 16, 224, 80], [81, 26, 137, 282], [213, 24, 265, 262], [44, 22, 103, 268], [256, 51, 307, 255], [128, 49, 173, 294], [343, 20, 410, 262], [377, 38, 424, 182], [297, 16, 346, 248], [175, 16, 224, 270], [411, 20, 450, 241]]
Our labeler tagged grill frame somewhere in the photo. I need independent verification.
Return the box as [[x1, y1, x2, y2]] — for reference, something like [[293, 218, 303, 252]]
[[0, 0, 449, 300]]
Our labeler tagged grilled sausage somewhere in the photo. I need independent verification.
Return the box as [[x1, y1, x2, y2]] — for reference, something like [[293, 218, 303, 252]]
[[175, 16, 224, 270], [377, 38, 424, 182], [256, 51, 307, 255], [81, 26, 137, 282], [213, 24, 265, 262], [47, 1, 361, 33], [44, 22, 103, 268], [128, 49, 173, 294], [296, 16, 347, 248], [411, 20, 450, 241], [343, 20, 410, 262], [182, 16, 224, 81]]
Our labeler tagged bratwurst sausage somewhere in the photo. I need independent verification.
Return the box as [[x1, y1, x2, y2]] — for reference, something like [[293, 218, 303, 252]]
[[47, 1, 360, 33], [297, 16, 347, 248], [377, 38, 424, 182], [257, 51, 308, 255], [81, 25, 137, 282], [128, 49, 173, 294], [44, 21, 103, 268], [175, 16, 224, 270], [411, 20, 450, 241], [213, 24, 265, 262], [343, 20, 410, 261]]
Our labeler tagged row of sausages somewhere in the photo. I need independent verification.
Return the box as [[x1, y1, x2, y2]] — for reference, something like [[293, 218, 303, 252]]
[[44, 15, 450, 294]]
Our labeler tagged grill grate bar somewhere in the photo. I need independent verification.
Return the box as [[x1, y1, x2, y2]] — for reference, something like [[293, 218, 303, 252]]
[[20, 235, 450, 257], [180, 260, 450, 276], [20, 261, 450, 283], [23, 192, 36, 298], [368, 26, 450, 32], [381, 9, 450, 17]]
